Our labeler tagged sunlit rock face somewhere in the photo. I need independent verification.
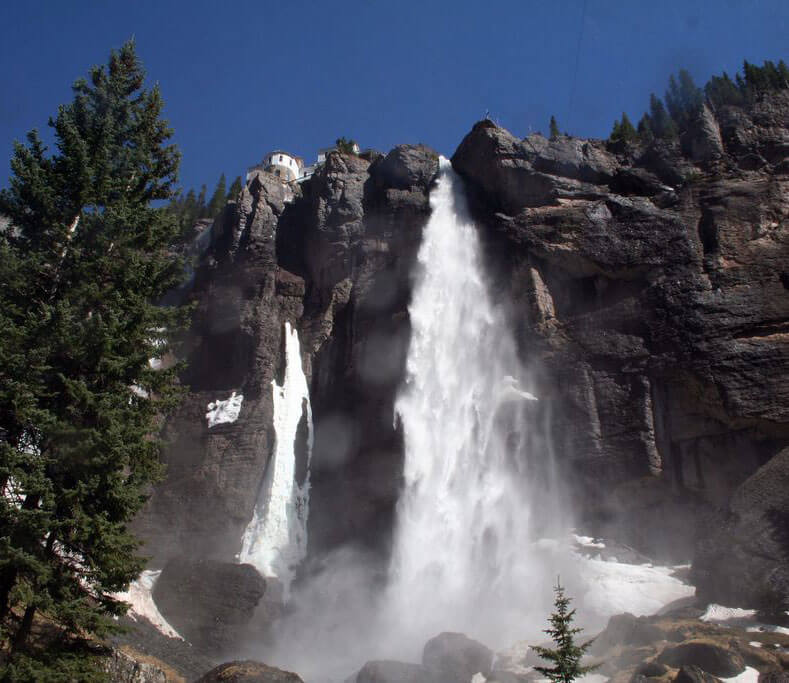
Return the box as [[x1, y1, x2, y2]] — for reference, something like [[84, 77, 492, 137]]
[[134, 146, 438, 569], [452, 91, 789, 576], [136, 90, 789, 626]]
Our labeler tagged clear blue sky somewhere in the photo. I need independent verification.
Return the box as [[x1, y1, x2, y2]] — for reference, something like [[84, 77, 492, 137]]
[[1, 1, 787, 194]]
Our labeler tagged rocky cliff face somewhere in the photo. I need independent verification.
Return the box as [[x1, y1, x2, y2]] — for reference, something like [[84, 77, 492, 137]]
[[134, 145, 438, 570], [451, 91, 789, 598], [136, 92, 788, 619]]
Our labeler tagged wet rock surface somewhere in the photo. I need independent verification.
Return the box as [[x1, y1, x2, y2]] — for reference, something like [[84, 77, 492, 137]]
[[196, 660, 304, 683], [152, 558, 266, 654], [354, 659, 436, 683], [130, 91, 789, 670], [422, 632, 494, 683], [452, 92, 789, 582]]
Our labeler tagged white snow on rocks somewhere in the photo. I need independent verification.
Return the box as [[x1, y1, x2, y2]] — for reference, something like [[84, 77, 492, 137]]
[[573, 534, 606, 549], [701, 604, 757, 622], [206, 391, 244, 428], [579, 557, 694, 618], [721, 667, 760, 683], [116, 570, 182, 640]]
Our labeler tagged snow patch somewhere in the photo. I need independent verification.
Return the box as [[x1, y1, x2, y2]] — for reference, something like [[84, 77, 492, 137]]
[[701, 604, 757, 622], [579, 557, 694, 618], [573, 534, 606, 549], [116, 570, 182, 640], [206, 391, 244, 428], [747, 624, 789, 635], [721, 667, 759, 683], [749, 641, 763, 648]]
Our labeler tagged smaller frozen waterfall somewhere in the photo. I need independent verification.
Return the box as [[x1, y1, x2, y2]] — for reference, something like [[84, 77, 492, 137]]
[[239, 322, 313, 598]]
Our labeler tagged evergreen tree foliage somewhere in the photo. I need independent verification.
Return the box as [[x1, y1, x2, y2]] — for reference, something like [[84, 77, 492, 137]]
[[637, 113, 654, 143], [226, 176, 243, 203], [549, 115, 560, 140], [647, 93, 678, 139], [609, 112, 637, 144], [206, 173, 227, 218], [0, 40, 187, 670], [533, 580, 598, 683], [664, 69, 704, 129], [335, 137, 358, 154], [705, 71, 745, 108]]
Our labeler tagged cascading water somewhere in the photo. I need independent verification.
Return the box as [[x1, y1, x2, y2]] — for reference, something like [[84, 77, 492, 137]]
[[385, 157, 559, 648], [239, 321, 313, 599]]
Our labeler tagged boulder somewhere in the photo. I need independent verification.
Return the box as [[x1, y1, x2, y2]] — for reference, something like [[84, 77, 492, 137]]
[[759, 672, 789, 683], [196, 661, 304, 683], [152, 557, 265, 654], [673, 665, 723, 683], [355, 660, 435, 683], [681, 104, 725, 163], [372, 144, 439, 190], [692, 446, 789, 610], [634, 660, 670, 678], [423, 632, 494, 683], [656, 640, 745, 678], [591, 613, 666, 654], [103, 648, 168, 683]]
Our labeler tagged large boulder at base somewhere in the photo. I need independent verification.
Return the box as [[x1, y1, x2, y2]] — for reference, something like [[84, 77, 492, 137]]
[[152, 557, 265, 654], [759, 672, 789, 683], [196, 661, 304, 683], [673, 665, 724, 683], [591, 613, 666, 654], [355, 659, 435, 683], [422, 632, 494, 683], [103, 648, 168, 683], [692, 446, 789, 610], [656, 640, 745, 678]]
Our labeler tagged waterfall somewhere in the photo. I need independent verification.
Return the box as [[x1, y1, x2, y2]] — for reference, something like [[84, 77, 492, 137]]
[[386, 157, 553, 647], [239, 322, 313, 599]]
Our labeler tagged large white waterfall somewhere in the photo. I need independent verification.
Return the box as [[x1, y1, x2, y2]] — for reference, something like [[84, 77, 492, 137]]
[[239, 322, 313, 598], [385, 157, 553, 647]]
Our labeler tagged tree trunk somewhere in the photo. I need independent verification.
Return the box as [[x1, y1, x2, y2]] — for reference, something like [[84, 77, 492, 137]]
[[11, 604, 36, 653], [0, 567, 18, 622]]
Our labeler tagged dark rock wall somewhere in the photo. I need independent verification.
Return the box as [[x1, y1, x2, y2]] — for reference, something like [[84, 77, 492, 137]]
[[451, 92, 789, 571], [135, 146, 437, 567], [138, 93, 788, 607]]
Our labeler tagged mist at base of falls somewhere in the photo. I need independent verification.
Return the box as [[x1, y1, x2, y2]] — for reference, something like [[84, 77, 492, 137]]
[[245, 160, 626, 682]]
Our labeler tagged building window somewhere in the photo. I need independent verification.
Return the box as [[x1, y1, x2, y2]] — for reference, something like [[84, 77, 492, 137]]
[[279, 155, 283, 162], [275, 169, 280, 177]]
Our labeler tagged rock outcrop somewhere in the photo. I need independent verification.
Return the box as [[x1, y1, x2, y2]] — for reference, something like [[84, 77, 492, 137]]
[[452, 92, 789, 575], [196, 660, 304, 683], [135, 89, 789, 647], [422, 632, 494, 683], [152, 558, 266, 653]]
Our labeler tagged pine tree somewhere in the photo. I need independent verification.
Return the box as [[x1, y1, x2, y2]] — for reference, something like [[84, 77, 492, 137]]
[[648, 93, 678, 139], [206, 173, 227, 218], [665, 69, 703, 129], [0, 40, 187, 669], [227, 175, 243, 203], [195, 183, 208, 219], [533, 579, 598, 683], [549, 115, 560, 140], [637, 113, 654, 143], [609, 113, 637, 144]]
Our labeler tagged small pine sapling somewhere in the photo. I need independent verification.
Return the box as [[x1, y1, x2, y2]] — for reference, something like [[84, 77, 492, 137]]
[[533, 579, 599, 683]]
